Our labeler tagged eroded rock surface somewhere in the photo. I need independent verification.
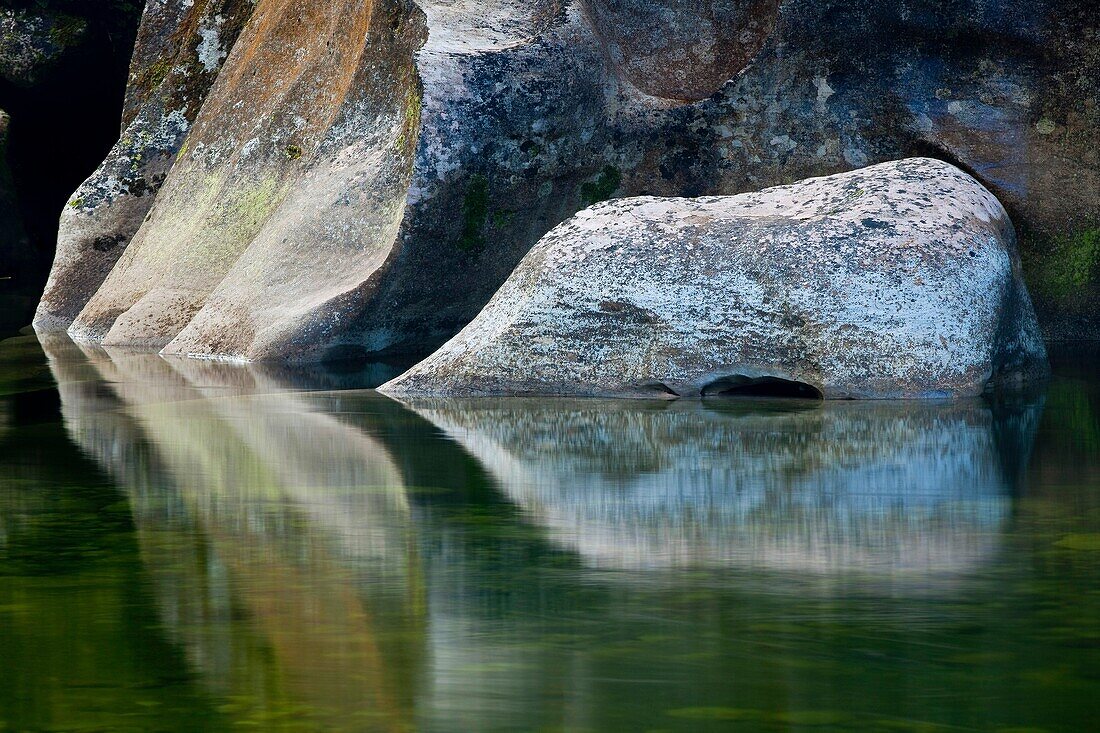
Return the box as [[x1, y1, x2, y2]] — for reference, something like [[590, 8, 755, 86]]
[[382, 159, 1048, 399], [68, 0, 424, 356], [581, 0, 780, 102]]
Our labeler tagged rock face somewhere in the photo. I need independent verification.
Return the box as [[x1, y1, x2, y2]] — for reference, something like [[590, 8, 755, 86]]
[[381, 159, 1048, 399], [581, 0, 780, 102], [66, 0, 424, 358], [33, 0, 254, 331], [33, 0, 1100, 358]]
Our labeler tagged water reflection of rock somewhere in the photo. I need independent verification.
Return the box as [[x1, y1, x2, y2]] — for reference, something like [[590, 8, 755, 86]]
[[39, 334, 422, 732], [399, 397, 1042, 577], [35, 335, 1057, 730]]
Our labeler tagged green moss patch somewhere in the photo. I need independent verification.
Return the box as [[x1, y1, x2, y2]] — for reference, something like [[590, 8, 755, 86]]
[[1025, 227, 1100, 302], [396, 85, 421, 154], [580, 165, 622, 206], [46, 15, 87, 50], [458, 174, 490, 252], [135, 58, 173, 94]]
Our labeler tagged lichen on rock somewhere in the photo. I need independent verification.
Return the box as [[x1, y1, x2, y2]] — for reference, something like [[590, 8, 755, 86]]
[[66, 0, 426, 361], [0, 8, 87, 87]]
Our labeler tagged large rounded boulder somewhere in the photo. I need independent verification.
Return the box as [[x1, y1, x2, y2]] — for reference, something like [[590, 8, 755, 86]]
[[381, 158, 1048, 400]]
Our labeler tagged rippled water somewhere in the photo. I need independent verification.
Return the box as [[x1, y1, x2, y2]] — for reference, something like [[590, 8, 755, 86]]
[[1, 334, 1098, 732]]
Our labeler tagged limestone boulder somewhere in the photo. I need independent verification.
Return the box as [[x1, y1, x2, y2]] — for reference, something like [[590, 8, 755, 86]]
[[381, 159, 1048, 400]]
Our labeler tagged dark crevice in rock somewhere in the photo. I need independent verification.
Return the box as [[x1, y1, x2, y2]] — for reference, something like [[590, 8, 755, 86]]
[[701, 375, 824, 400], [641, 381, 680, 399], [903, 139, 992, 196]]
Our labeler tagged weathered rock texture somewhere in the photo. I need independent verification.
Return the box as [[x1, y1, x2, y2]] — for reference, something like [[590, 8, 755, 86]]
[[33, 0, 255, 331], [582, 0, 780, 102], [36, 0, 1100, 358], [382, 159, 1048, 399], [67, 0, 424, 359]]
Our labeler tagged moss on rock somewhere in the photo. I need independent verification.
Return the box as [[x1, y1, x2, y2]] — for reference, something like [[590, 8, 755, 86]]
[[1025, 226, 1100, 303], [459, 175, 490, 252], [580, 165, 621, 207]]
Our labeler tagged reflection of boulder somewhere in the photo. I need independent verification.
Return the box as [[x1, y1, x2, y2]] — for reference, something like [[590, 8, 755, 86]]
[[398, 397, 1041, 576], [31, 335, 1063, 730], [39, 335, 422, 731]]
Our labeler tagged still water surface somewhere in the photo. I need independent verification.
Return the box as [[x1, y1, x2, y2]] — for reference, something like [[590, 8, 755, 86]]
[[0, 334, 1098, 732]]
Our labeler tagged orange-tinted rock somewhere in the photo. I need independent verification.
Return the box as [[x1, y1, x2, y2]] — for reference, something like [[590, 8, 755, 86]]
[[69, 0, 425, 356], [582, 0, 780, 102]]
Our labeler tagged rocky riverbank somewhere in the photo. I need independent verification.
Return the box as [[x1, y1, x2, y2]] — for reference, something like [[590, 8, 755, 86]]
[[1, 0, 1094, 361]]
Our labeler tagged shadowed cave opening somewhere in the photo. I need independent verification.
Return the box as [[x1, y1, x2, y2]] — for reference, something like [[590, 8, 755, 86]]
[[702, 375, 824, 400]]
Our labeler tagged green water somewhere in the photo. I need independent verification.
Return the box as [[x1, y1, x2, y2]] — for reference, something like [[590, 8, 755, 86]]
[[0, 333, 1098, 732]]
